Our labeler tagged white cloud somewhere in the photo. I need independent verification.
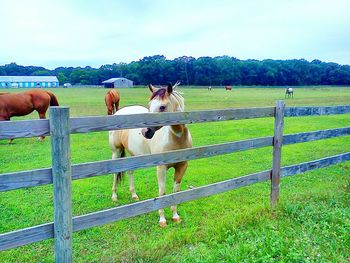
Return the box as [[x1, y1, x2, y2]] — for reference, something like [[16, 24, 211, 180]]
[[0, 0, 349, 68]]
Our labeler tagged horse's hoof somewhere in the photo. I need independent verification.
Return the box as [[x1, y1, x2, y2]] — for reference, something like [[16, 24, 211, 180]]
[[159, 221, 167, 228], [172, 217, 181, 223], [111, 195, 118, 202], [132, 195, 139, 201]]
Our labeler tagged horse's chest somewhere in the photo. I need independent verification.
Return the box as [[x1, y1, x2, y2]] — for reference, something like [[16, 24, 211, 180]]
[[152, 128, 191, 153]]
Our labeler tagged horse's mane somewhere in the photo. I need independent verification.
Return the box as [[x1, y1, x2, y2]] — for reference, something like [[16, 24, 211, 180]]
[[150, 82, 185, 112], [170, 90, 185, 112]]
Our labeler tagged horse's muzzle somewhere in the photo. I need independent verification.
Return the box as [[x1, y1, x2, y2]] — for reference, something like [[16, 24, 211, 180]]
[[141, 127, 156, 139]]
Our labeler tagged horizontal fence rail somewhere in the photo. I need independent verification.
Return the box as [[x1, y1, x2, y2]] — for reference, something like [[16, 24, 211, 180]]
[[1, 126, 350, 192], [284, 105, 350, 117], [0, 107, 275, 140], [1, 105, 350, 140], [1, 152, 349, 251]]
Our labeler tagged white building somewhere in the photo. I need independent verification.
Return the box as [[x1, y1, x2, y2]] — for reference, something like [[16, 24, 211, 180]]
[[0, 76, 59, 88], [102, 77, 134, 88]]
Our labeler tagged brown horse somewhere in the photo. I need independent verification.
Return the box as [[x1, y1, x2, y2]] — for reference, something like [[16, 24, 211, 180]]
[[105, 89, 120, 115], [0, 89, 59, 142], [225, 86, 232, 91]]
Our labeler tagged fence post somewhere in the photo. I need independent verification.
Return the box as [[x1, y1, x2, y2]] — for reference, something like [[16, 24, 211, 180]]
[[50, 107, 73, 263], [271, 100, 285, 211]]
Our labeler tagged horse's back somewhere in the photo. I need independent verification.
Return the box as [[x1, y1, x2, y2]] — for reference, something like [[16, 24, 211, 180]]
[[109, 105, 151, 155], [106, 89, 120, 102], [115, 105, 148, 115]]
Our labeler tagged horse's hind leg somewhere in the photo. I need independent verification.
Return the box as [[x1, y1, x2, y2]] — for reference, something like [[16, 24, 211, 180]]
[[157, 165, 167, 227], [37, 111, 47, 141], [111, 148, 123, 201], [114, 101, 120, 113], [171, 162, 188, 223], [128, 170, 139, 201]]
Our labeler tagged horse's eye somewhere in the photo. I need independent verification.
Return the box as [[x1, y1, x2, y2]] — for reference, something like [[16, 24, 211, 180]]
[[159, 105, 166, 112]]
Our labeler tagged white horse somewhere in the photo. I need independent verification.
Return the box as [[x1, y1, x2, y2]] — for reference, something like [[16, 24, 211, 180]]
[[285, 87, 294, 98], [109, 82, 192, 227]]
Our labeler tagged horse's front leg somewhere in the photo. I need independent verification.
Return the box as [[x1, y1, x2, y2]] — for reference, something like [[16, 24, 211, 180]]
[[0, 117, 13, 144], [157, 165, 167, 227], [111, 148, 123, 201], [128, 170, 139, 201], [171, 162, 188, 223], [38, 112, 47, 141]]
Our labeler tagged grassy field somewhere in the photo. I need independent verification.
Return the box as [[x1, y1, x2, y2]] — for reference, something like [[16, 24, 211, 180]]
[[0, 86, 350, 262]]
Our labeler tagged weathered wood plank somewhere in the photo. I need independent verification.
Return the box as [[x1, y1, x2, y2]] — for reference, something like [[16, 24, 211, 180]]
[[71, 136, 273, 180], [281, 152, 350, 177], [0, 168, 53, 192], [271, 101, 285, 209], [0, 223, 53, 251], [0, 136, 273, 192], [1, 105, 349, 139], [1, 152, 349, 251], [0, 107, 274, 139], [2, 126, 349, 192], [69, 107, 275, 134], [50, 107, 73, 262], [0, 119, 49, 140], [284, 105, 350, 117], [283, 127, 350, 145]]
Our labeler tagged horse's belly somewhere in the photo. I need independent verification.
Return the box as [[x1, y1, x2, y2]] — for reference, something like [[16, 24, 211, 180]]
[[114, 105, 151, 155]]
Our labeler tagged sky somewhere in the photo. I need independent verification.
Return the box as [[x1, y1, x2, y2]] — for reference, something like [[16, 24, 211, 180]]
[[0, 0, 349, 69]]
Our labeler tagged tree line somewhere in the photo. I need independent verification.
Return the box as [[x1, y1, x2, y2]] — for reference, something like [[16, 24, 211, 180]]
[[1, 55, 350, 86]]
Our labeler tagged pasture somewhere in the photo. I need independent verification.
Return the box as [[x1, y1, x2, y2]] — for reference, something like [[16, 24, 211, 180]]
[[1, 87, 350, 262]]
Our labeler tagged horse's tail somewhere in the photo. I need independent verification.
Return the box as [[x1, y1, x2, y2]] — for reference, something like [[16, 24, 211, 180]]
[[47, 91, 59, 106], [116, 148, 126, 184]]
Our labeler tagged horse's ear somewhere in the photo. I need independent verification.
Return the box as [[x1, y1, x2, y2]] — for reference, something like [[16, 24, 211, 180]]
[[148, 84, 155, 93], [167, 83, 173, 94]]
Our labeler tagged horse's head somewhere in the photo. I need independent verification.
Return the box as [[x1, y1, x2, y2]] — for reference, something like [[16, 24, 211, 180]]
[[141, 82, 184, 139]]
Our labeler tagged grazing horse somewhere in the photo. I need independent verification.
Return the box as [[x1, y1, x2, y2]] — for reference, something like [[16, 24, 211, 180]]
[[109, 82, 192, 227], [285, 87, 294, 98], [0, 89, 59, 142], [225, 86, 232, 91], [105, 89, 120, 115]]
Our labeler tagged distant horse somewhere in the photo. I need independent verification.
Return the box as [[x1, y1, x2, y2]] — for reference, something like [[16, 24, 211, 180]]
[[285, 87, 294, 98], [208, 86, 212, 91], [109, 81, 192, 227], [105, 89, 120, 115], [0, 89, 59, 142], [225, 86, 232, 91]]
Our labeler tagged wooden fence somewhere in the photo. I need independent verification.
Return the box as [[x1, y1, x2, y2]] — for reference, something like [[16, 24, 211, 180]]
[[0, 102, 349, 262]]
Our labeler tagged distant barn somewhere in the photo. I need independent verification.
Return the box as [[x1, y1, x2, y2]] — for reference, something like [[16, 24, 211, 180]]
[[102, 77, 134, 88], [0, 76, 59, 88]]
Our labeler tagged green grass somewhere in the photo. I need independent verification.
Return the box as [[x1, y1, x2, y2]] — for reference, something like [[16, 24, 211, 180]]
[[0, 87, 349, 262]]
